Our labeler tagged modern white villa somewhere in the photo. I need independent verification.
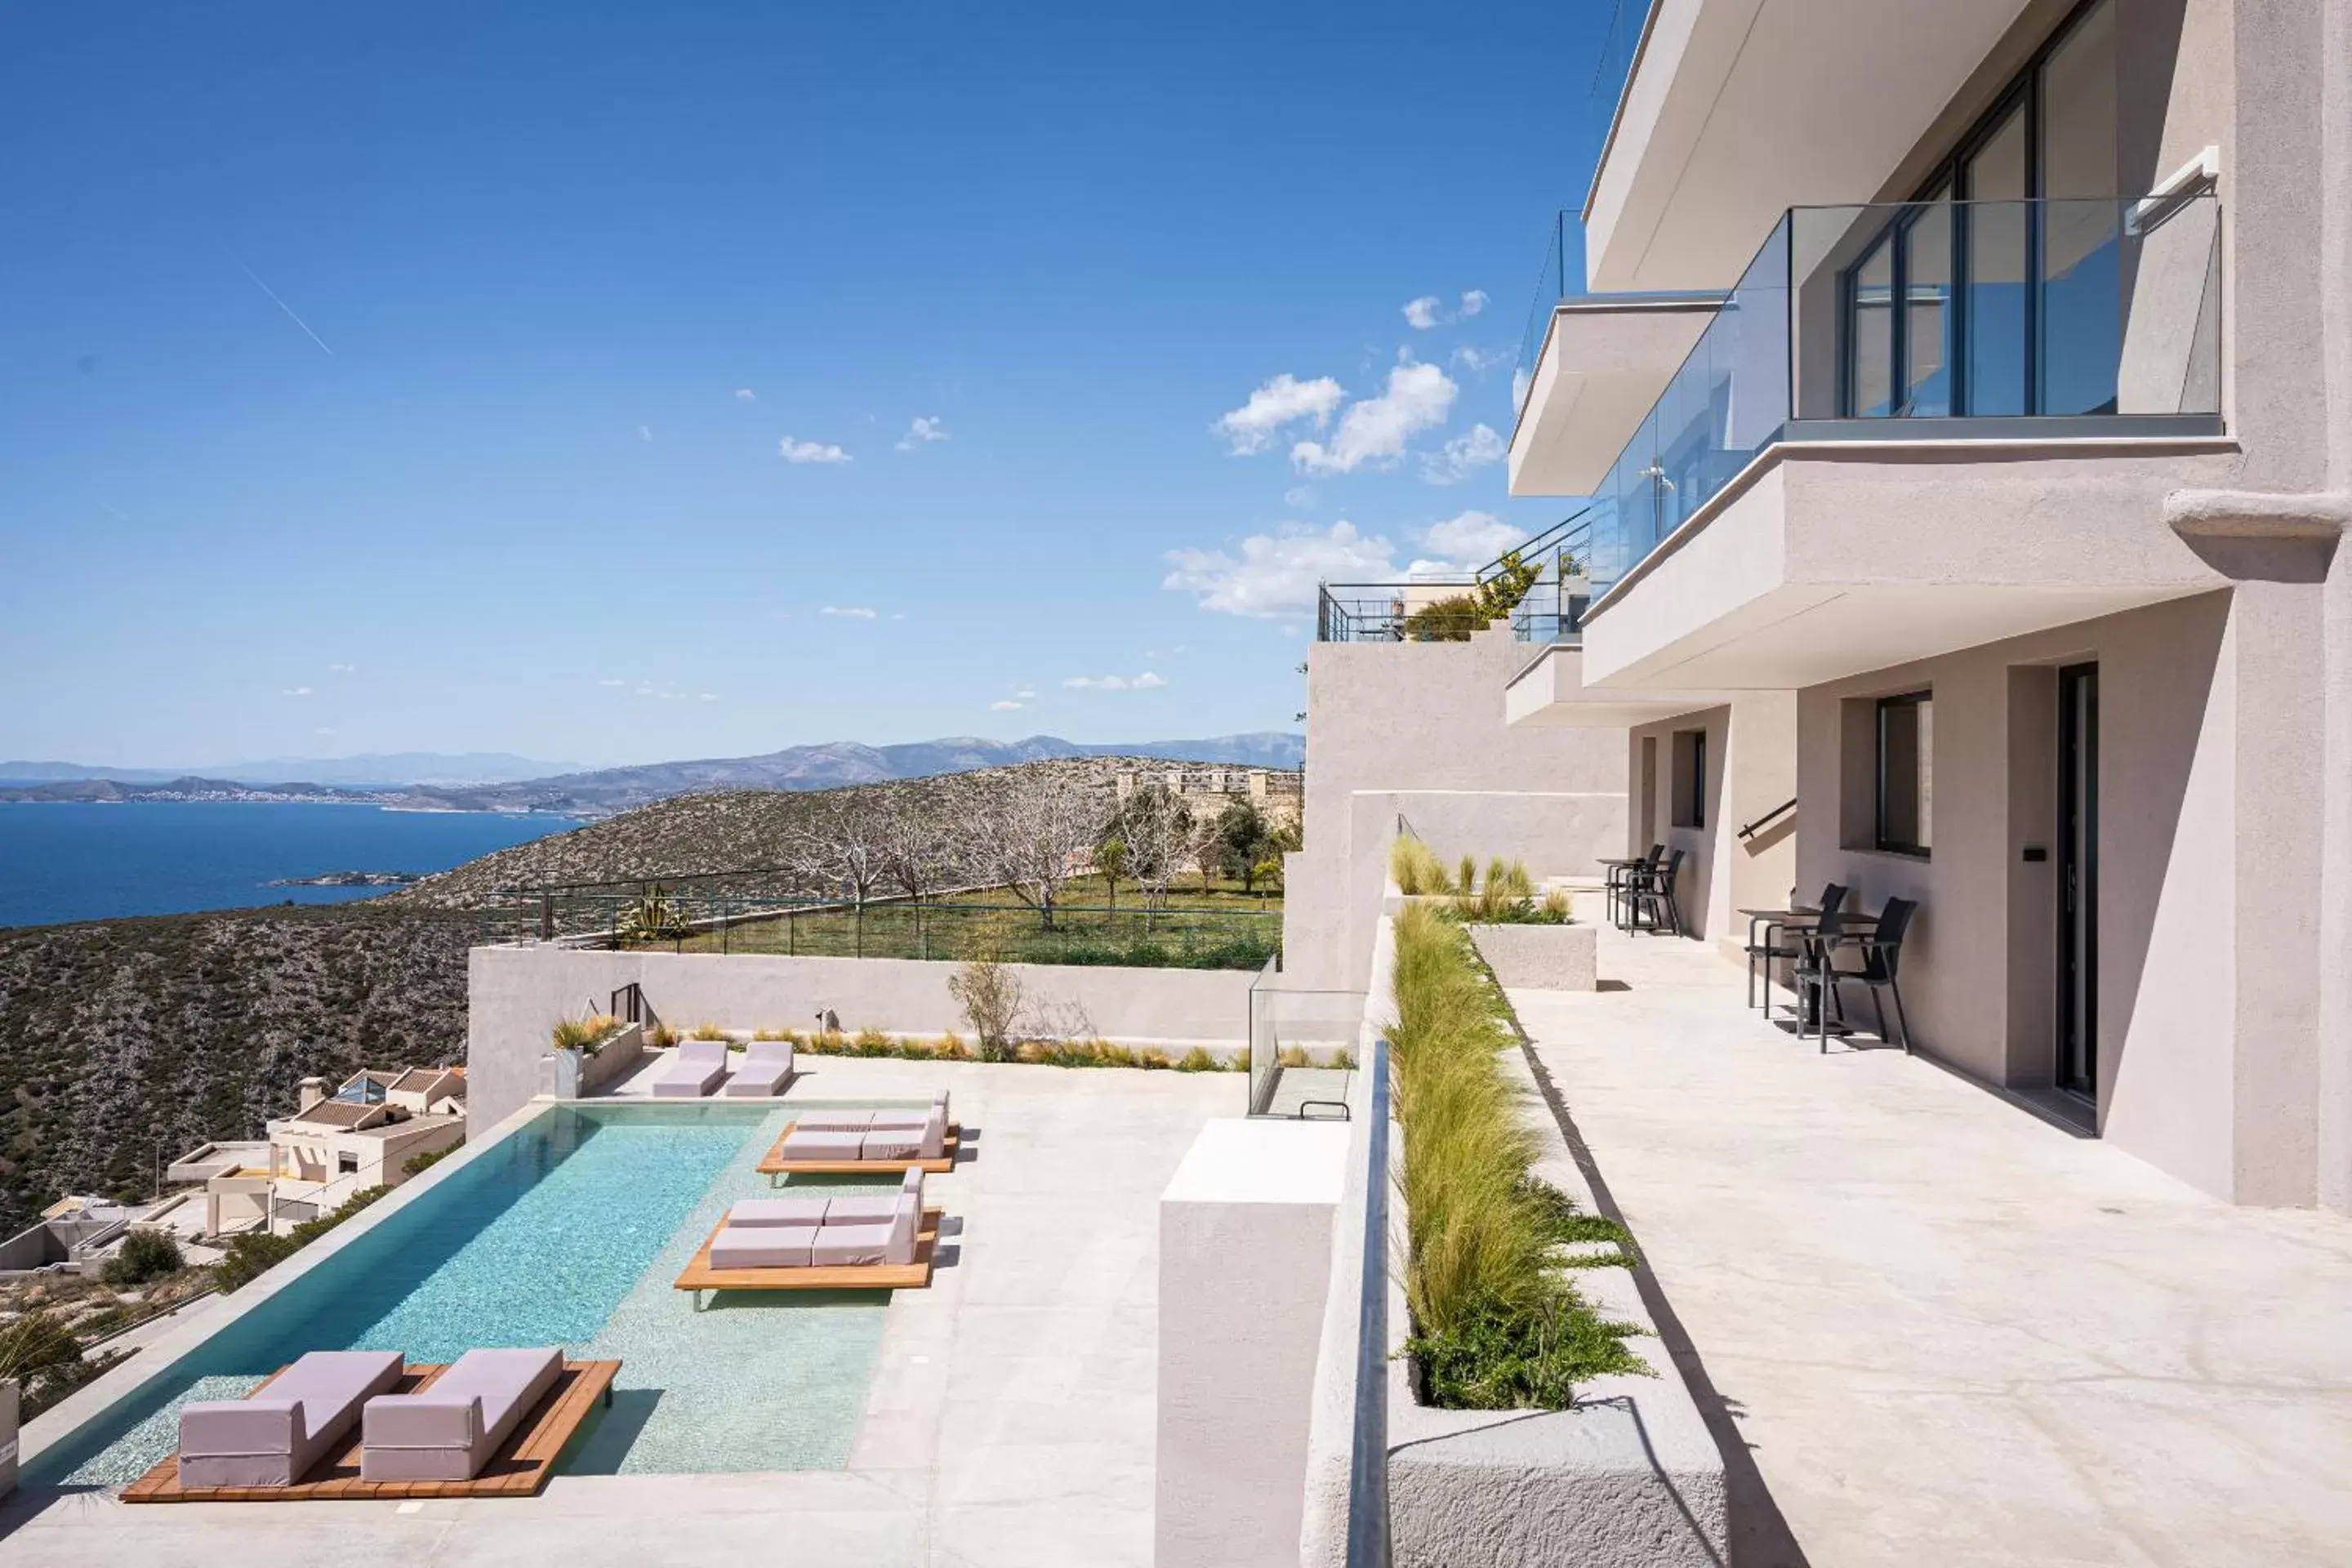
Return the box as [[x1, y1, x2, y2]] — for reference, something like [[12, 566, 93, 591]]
[[7, 1, 2352, 1565]]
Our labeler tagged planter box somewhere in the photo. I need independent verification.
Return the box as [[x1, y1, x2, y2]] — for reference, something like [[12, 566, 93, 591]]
[[0, 1378, 17, 1499], [538, 1021, 647, 1099], [1466, 923, 1597, 991]]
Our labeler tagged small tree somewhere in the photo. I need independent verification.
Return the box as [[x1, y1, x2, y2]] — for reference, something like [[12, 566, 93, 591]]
[[1115, 781, 1190, 913], [1097, 831, 1129, 912], [103, 1229, 185, 1288], [1215, 801, 1272, 893], [793, 793, 889, 907], [958, 767, 1110, 929], [875, 791, 963, 905], [1184, 808, 1227, 895], [948, 955, 1024, 1062]]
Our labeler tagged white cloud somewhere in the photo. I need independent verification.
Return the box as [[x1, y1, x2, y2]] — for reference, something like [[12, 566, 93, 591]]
[[1015, 688, 1036, 700], [1421, 422, 1507, 484], [1405, 290, 1487, 329], [1214, 373, 1344, 456], [1162, 519, 1398, 618], [1419, 510, 1521, 568], [1450, 345, 1510, 374], [1283, 484, 1316, 509], [821, 605, 879, 619], [327, 662, 358, 675], [1511, 366, 1532, 411], [596, 678, 626, 688], [779, 436, 852, 464], [314, 726, 336, 737], [894, 416, 950, 452], [1291, 362, 1458, 474], [733, 388, 757, 401], [281, 685, 312, 697], [1065, 675, 1128, 691], [991, 699, 1026, 711], [697, 693, 718, 702], [1133, 671, 1166, 689], [637, 425, 653, 442]]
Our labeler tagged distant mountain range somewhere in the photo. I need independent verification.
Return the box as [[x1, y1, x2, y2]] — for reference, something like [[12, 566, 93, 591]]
[[0, 752, 577, 790], [0, 733, 1305, 818]]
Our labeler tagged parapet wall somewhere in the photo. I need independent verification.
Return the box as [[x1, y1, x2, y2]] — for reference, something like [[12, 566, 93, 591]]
[[467, 946, 1254, 1133]]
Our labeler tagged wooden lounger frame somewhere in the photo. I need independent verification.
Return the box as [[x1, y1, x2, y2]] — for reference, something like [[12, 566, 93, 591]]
[[754, 1119, 961, 1177], [122, 1358, 620, 1503], [671, 1207, 942, 1304]]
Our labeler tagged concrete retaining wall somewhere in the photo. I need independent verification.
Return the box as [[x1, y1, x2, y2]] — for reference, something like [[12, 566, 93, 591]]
[[469, 946, 1254, 1134], [1466, 923, 1597, 991]]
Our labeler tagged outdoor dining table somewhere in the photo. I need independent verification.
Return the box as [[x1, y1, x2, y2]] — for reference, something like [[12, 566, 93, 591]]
[[1740, 904, 1880, 1033]]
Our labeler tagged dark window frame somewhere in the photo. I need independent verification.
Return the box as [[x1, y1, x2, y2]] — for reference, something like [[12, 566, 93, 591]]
[[1671, 728, 1708, 831], [1874, 692, 1933, 857], [1838, 0, 2114, 418]]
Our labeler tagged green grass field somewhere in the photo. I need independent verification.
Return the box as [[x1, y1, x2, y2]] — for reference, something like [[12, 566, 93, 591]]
[[650, 875, 1282, 969]]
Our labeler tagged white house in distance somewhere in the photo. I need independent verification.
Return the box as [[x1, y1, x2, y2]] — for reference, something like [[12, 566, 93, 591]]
[[199, 1067, 466, 1236]]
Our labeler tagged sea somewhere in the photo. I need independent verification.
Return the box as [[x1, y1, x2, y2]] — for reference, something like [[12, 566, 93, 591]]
[[0, 801, 577, 929]]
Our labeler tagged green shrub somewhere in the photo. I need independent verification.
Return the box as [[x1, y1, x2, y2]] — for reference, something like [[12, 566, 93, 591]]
[[851, 1027, 894, 1057], [101, 1229, 184, 1288], [402, 1143, 455, 1178], [1174, 1046, 1221, 1072], [1388, 903, 1648, 1407], [215, 1184, 390, 1294], [552, 1013, 620, 1051], [753, 1027, 803, 1044], [688, 1021, 729, 1041]]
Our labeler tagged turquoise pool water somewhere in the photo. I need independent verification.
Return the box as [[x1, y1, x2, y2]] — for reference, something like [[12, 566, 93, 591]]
[[30, 1102, 901, 1486]]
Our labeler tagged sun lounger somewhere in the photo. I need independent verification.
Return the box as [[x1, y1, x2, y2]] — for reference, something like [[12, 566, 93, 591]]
[[811, 1194, 921, 1267], [651, 1038, 729, 1098], [360, 1347, 564, 1482], [793, 1109, 872, 1130], [709, 1223, 817, 1269], [759, 1099, 960, 1176], [814, 1169, 924, 1226], [779, 1128, 866, 1160], [178, 1349, 403, 1488], [722, 1037, 795, 1097]]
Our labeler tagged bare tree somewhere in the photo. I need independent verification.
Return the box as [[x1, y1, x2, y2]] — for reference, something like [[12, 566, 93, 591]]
[[1114, 781, 1189, 911], [875, 791, 963, 904], [959, 768, 1111, 929], [793, 792, 889, 906], [1183, 806, 1227, 895]]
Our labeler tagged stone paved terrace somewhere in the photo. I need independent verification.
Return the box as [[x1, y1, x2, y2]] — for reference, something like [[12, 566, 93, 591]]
[[0, 1056, 1244, 1568], [1513, 919, 2352, 1568]]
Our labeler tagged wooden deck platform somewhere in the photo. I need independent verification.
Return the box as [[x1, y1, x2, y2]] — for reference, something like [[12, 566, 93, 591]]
[[672, 1208, 942, 1303], [122, 1359, 620, 1503], [754, 1120, 962, 1177]]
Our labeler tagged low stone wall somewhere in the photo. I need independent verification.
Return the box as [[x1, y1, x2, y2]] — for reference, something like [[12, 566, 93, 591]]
[[470, 947, 1255, 1134], [1466, 924, 1597, 991]]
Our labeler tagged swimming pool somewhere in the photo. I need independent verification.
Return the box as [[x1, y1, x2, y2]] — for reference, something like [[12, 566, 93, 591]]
[[29, 1102, 903, 1486]]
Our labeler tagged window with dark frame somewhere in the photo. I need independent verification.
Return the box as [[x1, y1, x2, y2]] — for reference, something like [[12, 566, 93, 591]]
[[1837, 0, 2117, 420], [1672, 728, 1707, 831], [1876, 693, 1933, 855]]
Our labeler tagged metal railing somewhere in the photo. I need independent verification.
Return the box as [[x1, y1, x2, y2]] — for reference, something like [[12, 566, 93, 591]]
[[1316, 578, 1477, 644], [1736, 797, 1797, 843], [1568, 194, 2223, 604], [1345, 1036, 1393, 1566]]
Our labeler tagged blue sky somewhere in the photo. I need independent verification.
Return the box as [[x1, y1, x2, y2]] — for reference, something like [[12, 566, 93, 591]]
[[1, 1, 1620, 768]]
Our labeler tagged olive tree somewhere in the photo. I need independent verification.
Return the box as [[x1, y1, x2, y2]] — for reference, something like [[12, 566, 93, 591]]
[[957, 767, 1111, 929]]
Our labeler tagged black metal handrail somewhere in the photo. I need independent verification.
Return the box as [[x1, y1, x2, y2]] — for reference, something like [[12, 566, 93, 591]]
[[1345, 1036, 1392, 1567], [1736, 797, 1798, 842], [1476, 505, 1592, 583]]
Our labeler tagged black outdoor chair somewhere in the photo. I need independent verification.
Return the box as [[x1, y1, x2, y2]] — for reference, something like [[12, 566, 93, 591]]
[[1608, 844, 1664, 929], [1795, 896, 1918, 1054], [1624, 847, 1687, 938], [1746, 883, 1845, 1009]]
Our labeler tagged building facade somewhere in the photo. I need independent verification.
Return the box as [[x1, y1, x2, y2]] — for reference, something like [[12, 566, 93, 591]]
[[1500, 0, 2351, 1209]]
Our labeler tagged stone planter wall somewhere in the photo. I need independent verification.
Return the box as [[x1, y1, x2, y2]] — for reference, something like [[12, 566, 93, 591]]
[[1466, 923, 1597, 991], [0, 1378, 18, 1499], [537, 1021, 646, 1100]]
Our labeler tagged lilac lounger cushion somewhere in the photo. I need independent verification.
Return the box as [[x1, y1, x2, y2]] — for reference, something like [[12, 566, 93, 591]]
[[722, 1040, 794, 1098], [710, 1223, 816, 1269], [780, 1129, 866, 1160], [811, 1196, 921, 1267], [652, 1039, 729, 1098], [861, 1126, 924, 1160], [728, 1196, 832, 1226], [793, 1110, 873, 1131], [360, 1347, 564, 1482], [180, 1348, 403, 1489], [823, 1168, 923, 1226]]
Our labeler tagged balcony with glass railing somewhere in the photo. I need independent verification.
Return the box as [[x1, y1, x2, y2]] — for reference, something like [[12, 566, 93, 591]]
[[1571, 193, 2222, 603]]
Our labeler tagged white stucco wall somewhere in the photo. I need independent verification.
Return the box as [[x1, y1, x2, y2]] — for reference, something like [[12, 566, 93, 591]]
[[1285, 625, 1628, 988], [466, 947, 1254, 1135]]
